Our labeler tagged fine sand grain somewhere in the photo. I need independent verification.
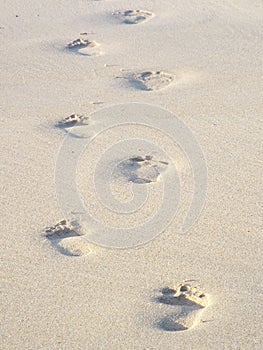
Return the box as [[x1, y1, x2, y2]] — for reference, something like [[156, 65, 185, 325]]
[[1, 0, 262, 349]]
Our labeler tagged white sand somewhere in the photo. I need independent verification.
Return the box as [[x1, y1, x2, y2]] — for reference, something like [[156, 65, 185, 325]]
[[1, 0, 262, 349]]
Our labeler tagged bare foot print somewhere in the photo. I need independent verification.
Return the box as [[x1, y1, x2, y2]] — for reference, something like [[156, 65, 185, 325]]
[[45, 220, 90, 257], [56, 114, 91, 128], [156, 282, 209, 331], [117, 155, 169, 184], [66, 35, 100, 56], [130, 71, 174, 91], [113, 9, 154, 24]]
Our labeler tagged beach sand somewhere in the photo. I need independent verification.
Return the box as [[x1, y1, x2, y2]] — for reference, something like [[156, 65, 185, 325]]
[[1, 0, 262, 349]]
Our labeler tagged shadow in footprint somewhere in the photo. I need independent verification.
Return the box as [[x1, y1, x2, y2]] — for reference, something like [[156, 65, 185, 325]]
[[56, 114, 91, 129], [45, 220, 91, 257], [130, 71, 174, 91], [113, 9, 154, 25], [155, 283, 209, 332], [157, 316, 187, 332], [117, 155, 169, 184], [66, 36, 100, 56], [55, 114, 94, 139]]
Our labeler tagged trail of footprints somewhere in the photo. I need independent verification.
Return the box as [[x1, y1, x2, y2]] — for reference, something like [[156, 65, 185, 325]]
[[64, 8, 174, 91], [45, 155, 169, 255], [44, 218, 210, 331], [44, 3, 210, 334]]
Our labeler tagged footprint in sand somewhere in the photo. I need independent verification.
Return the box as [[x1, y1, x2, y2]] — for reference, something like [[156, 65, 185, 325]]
[[45, 220, 91, 257], [117, 155, 169, 184], [156, 282, 209, 331], [130, 71, 174, 91], [56, 114, 91, 128], [66, 35, 100, 56], [113, 9, 154, 25]]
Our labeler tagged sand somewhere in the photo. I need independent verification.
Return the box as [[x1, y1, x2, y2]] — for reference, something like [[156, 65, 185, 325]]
[[1, 0, 262, 349]]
